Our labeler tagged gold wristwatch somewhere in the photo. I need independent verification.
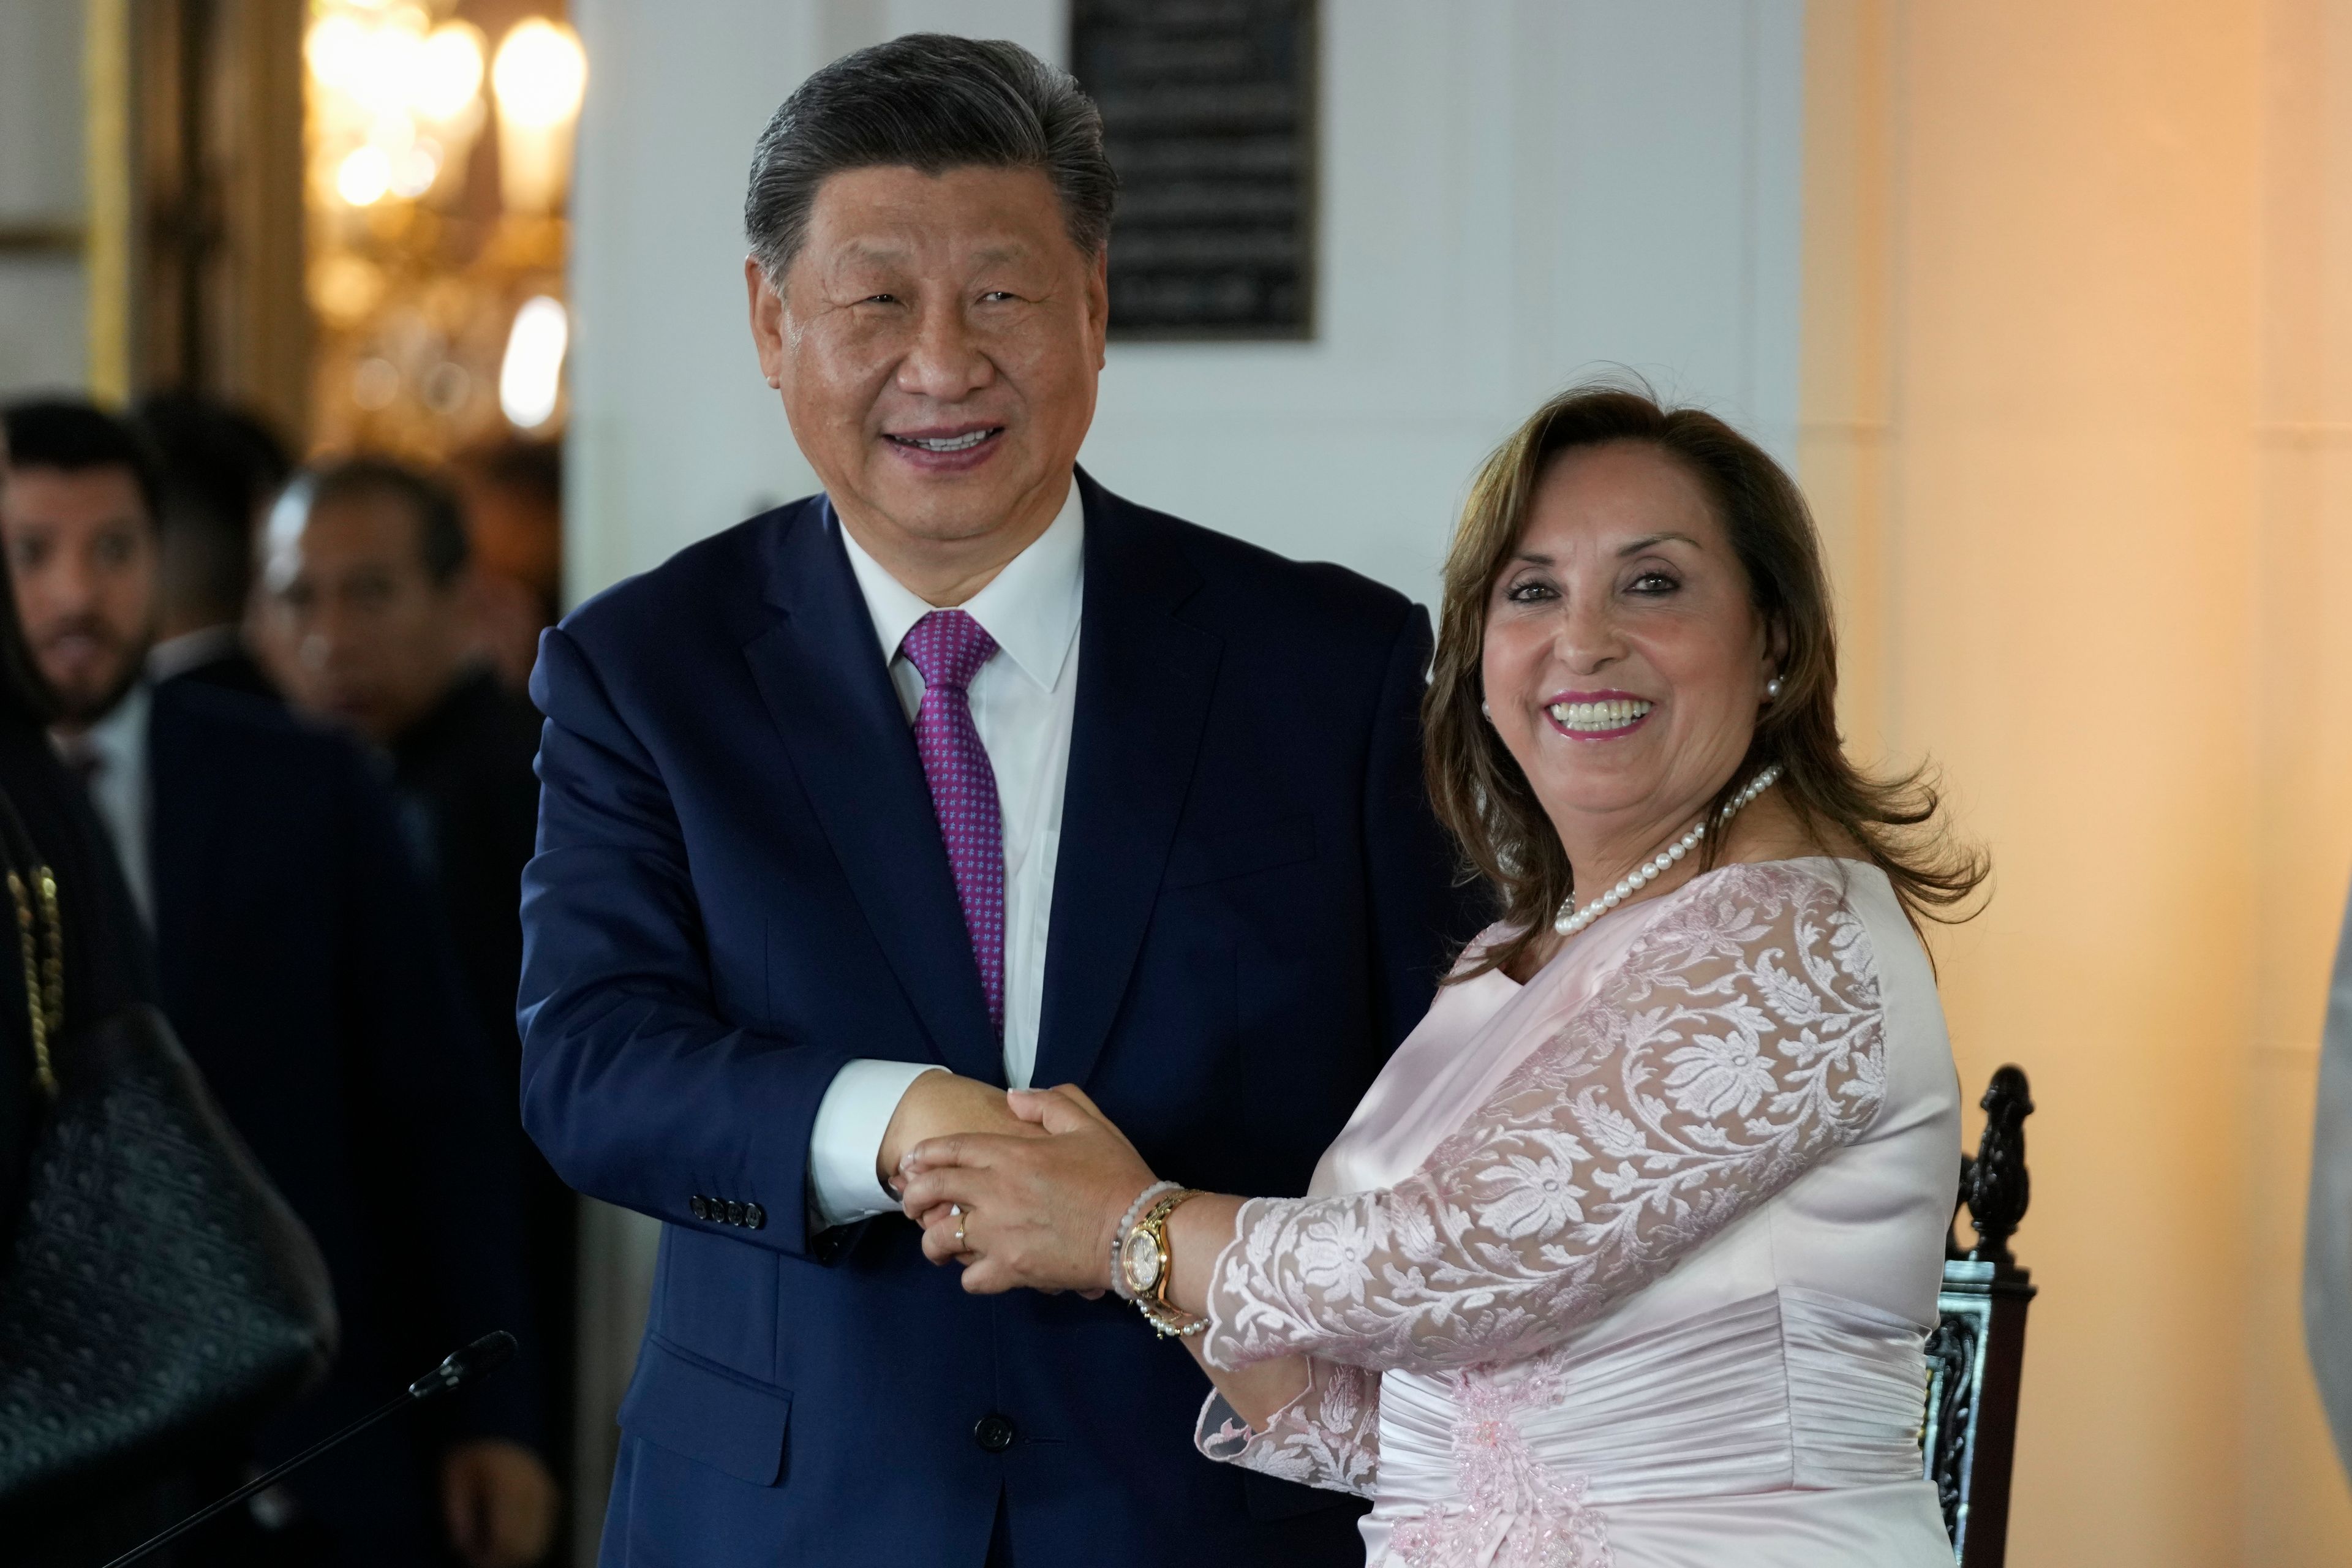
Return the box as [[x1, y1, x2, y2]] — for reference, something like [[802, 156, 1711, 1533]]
[[1118, 1187, 1207, 1338]]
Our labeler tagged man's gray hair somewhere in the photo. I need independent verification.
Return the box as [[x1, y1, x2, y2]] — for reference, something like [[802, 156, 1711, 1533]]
[[745, 34, 1118, 281]]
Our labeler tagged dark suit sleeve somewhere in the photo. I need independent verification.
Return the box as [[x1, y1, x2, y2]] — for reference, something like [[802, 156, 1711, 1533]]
[[332, 737, 542, 1449], [519, 624, 853, 1259], [1360, 605, 1488, 1052]]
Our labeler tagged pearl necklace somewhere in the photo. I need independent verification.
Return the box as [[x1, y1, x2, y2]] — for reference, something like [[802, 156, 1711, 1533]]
[[1551, 764, 1784, 937]]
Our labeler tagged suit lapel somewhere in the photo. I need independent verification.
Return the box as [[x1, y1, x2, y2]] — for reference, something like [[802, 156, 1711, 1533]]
[[1031, 477, 1222, 1091], [742, 500, 1000, 1084]]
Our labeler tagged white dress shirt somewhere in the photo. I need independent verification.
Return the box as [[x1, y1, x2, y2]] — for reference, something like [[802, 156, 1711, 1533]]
[[55, 682, 154, 928], [805, 480, 1085, 1229]]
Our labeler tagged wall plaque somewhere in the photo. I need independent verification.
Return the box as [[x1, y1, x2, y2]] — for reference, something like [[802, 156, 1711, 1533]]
[[1071, 0, 1316, 339]]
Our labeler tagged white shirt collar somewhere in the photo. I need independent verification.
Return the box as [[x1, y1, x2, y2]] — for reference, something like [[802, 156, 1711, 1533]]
[[53, 680, 154, 929], [74, 679, 151, 774], [146, 624, 242, 683], [835, 478, 1084, 692]]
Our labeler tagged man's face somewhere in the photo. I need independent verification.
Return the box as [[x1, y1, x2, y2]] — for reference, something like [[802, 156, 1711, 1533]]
[[258, 491, 470, 745], [748, 164, 1108, 555], [0, 464, 159, 725]]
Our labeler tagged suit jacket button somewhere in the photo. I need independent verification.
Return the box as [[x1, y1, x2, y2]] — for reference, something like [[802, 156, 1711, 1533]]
[[973, 1413, 1016, 1453], [689, 1196, 710, 1221], [725, 1200, 746, 1226], [744, 1202, 766, 1230]]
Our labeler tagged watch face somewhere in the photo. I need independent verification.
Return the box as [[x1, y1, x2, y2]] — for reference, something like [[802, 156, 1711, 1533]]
[[1121, 1229, 1163, 1293]]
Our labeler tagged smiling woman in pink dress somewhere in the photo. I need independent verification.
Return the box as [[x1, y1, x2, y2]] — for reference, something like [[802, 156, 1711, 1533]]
[[899, 383, 1989, 1568]]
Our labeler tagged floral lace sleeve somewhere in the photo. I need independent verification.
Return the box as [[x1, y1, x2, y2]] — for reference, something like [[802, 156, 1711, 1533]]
[[1204, 861, 1888, 1374], [1194, 1360, 1381, 1496]]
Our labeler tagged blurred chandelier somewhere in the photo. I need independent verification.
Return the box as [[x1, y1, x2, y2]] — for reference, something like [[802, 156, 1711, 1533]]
[[303, 1, 582, 460]]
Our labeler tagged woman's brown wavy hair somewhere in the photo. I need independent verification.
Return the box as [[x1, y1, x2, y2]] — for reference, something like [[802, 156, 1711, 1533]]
[[1427, 382, 1988, 982]]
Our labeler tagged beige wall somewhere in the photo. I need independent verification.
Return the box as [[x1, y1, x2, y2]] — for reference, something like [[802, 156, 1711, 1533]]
[[1803, 2, 2352, 1562]]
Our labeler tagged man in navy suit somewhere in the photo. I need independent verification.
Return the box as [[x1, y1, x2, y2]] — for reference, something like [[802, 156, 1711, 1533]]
[[519, 36, 1479, 1567], [0, 400, 556, 1568]]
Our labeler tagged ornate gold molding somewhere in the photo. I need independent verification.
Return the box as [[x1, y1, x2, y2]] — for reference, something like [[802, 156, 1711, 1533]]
[[83, 0, 134, 405]]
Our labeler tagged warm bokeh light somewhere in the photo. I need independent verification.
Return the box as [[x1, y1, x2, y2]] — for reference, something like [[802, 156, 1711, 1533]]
[[335, 144, 393, 206], [491, 20, 587, 129], [387, 140, 440, 199], [309, 4, 431, 120], [499, 295, 568, 429], [303, 14, 372, 99], [415, 22, 487, 123], [491, 20, 586, 216], [304, 6, 488, 212], [302, 4, 578, 458]]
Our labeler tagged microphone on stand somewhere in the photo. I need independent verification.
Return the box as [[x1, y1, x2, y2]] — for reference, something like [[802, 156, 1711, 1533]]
[[101, 1330, 519, 1568]]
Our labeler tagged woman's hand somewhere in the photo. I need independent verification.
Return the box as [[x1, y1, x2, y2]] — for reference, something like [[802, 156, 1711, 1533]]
[[898, 1084, 1155, 1295]]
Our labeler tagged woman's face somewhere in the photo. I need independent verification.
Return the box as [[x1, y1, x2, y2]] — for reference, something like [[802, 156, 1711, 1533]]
[[1481, 441, 1776, 860]]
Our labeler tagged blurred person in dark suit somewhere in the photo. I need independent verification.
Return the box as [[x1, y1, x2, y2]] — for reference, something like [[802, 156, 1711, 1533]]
[[0, 407, 197, 1568], [258, 457, 577, 1507], [0, 401, 556, 1568], [133, 393, 287, 701], [449, 443, 562, 694]]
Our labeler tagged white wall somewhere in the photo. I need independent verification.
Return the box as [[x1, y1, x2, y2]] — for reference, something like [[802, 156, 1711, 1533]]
[[560, 2, 1802, 1554], [566, 0, 1801, 610], [0, 0, 89, 396], [1087, 2, 1803, 603]]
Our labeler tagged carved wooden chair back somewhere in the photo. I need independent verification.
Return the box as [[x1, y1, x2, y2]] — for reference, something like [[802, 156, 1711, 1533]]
[[1923, 1065, 2037, 1567]]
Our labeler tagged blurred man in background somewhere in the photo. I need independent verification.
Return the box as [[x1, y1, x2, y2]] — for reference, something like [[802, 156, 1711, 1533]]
[[258, 457, 577, 1505], [134, 392, 287, 700], [0, 401, 556, 1568], [450, 442, 562, 695]]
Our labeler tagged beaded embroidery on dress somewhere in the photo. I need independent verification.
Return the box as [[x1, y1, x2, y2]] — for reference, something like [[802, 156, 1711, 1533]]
[[1385, 1362, 1611, 1568]]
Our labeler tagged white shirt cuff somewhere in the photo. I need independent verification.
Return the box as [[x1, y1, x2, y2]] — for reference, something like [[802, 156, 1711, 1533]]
[[807, 1059, 946, 1231]]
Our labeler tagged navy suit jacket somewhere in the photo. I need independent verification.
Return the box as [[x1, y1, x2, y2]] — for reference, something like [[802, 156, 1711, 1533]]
[[521, 474, 1482, 1567], [148, 679, 539, 1561]]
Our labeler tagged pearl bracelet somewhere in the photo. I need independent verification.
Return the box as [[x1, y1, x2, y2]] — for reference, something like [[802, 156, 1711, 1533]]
[[1109, 1180, 1179, 1302]]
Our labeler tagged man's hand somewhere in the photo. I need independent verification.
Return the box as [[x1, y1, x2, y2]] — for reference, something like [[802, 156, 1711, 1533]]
[[441, 1438, 558, 1568], [876, 1072, 1042, 1190], [897, 1085, 1155, 1295]]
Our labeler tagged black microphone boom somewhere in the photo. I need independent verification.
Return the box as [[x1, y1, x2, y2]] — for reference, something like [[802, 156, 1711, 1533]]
[[407, 1327, 516, 1400], [100, 1331, 518, 1568]]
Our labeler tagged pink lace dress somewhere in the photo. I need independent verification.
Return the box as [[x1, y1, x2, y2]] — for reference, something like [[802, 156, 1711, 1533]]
[[1195, 859, 1959, 1567]]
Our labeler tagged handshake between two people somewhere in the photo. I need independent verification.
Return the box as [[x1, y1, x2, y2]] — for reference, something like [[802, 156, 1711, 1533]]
[[878, 1071, 1230, 1311], [880, 1077, 1319, 1433]]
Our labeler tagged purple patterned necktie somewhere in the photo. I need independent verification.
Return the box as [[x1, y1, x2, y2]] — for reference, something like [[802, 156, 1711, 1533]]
[[900, 609, 1005, 1036]]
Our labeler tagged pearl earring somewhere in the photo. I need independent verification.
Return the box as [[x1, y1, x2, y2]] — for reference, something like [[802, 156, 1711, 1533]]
[[765, 374, 780, 389], [1764, 676, 1783, 701], [1480, 700, 1491, 719]]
